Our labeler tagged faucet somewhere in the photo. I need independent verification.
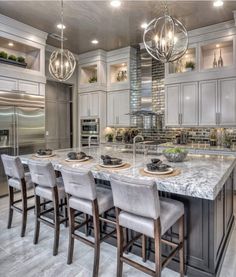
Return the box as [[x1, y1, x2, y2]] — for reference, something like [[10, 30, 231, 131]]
[[133, 135, 144, 160]]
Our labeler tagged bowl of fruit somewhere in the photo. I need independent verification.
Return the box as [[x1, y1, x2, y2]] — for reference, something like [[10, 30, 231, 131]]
[[163, 147, 188, 162]]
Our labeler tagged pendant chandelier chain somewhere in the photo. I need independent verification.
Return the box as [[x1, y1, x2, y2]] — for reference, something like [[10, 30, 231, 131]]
[[60, 0, 64, 51]]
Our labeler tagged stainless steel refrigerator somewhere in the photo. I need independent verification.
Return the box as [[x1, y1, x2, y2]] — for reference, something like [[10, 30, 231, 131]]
[[0, 91, 45, 196]]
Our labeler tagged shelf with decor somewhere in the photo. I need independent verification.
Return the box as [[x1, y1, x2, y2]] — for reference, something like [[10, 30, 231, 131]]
[[79, 64, 98, 85], [168, 47, 197, 75], [0, 36, 41, 72], [110, 62, 128, 84], [200, 39, 234, 71]]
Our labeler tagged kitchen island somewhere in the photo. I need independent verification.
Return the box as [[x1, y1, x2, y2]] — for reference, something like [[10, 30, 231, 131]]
[[20, 145, 236, 277]]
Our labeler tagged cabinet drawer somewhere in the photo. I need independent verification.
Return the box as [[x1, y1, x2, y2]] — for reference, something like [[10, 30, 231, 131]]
[[18, 80, 39, 95]]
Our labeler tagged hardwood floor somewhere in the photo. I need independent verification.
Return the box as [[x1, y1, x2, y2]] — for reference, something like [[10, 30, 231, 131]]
[[0, 194, 235, 277]]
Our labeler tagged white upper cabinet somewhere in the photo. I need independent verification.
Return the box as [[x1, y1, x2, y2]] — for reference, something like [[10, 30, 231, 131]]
[[79, 92, 99, 118], [218, 78, 236, 126], [181, 82, 198, 126], [199, 80, 217, 126], [0, 76, 17, 91], [107, 91, 130, 127], [165, 84, 180, 126], [18, 80, 39, 95]]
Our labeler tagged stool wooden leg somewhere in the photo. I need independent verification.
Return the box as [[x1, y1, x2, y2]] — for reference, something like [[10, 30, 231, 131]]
[[67, 206, 75, 264], [21, 181, 27, 237], [84, 213, 89, 237], [34, 194, 41, 244], [179, 215, 185, 277], [124, 228, 129, 254], [154, 218, 161, 277], [142, 235, 147, 262], [7, 186, 14, 229], [53, 187, 60, 256], [116, 208, 123, 277], [92, 199, 100, 277]]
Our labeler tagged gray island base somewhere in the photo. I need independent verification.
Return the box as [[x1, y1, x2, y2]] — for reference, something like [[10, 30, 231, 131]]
[[20, 146, 236, 277]]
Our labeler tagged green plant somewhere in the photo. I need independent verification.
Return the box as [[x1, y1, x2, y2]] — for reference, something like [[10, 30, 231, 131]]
[[185, 61, 195, 70], [8, 55, 17, 61], [0, 51, 8, 59], [88, 76, 97, 83], [105, 133, 114, 142], [163, 147, 187, 154], [17, 56, 25, 63], [222, 133, 232, 148]]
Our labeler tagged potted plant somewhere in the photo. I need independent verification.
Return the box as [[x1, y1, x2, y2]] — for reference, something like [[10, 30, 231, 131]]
[[17, 56, 25, 63], [105, 133, 114, 142], [0, 51, 8, 59], [88, 76, 97, 83], [209, 129, 217, 146], [8, 55, 17, 61], [185, 61, 195, 72], [222, 132, 232, 148]]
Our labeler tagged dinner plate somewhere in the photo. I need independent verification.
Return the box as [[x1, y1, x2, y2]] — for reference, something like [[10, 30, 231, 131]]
[[144, 167, 174, 175], [34, 153, 55, 158], [65, 157, 89, 162], [99, 162, 126, 168]]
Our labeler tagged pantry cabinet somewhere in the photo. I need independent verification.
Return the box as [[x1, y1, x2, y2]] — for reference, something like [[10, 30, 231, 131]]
[[107, 90, 130, 127]]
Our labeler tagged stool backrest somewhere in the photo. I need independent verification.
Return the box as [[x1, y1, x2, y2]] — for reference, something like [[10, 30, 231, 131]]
[[1, 154, 24, 180], [61, 167, 96, 201], [110, 174, 160, 219], [28, 160, 56, 188]]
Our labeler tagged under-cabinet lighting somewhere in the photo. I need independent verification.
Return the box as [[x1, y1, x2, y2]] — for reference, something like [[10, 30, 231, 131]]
[[213, 0, 224, 7], [110, 0, 121, 8]]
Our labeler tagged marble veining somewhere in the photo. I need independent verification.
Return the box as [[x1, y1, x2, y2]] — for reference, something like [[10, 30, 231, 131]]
[[20, 145, 236, 200]]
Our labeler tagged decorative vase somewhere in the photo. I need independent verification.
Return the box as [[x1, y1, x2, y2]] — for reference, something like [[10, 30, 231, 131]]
[[213, 52, 217, 68], [218, 49, 223, 67]]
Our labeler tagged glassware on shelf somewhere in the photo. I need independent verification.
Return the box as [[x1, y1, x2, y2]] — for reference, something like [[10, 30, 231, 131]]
[[213, 51, 218, 68], [218, 49, 223, 67]]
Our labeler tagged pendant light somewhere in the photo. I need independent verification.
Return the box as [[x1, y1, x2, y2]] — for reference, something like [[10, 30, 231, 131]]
[[143, 2, 188, 63], [49, 0, 76, 81]]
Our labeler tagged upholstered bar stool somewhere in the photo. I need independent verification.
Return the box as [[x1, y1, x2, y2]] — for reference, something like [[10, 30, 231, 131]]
[[28, 160, 67, 256], [1, 154, 34, 237], [61, 166, 114, 277], [110, 174, 185, 277]]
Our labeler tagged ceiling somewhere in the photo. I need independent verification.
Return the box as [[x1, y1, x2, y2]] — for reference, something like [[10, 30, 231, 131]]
[[0, 1, 236, 54]]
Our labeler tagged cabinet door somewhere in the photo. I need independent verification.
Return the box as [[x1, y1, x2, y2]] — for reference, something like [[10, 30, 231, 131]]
[[107, 93, 115, 126], [218, 79, 236, 126], [199, 80, 217, 126], [89, 92, 99, 117], [18, 80, 39, 95], [118, 91, 130, 126], [165, 85, 180, 126], [0, 77, 17, 91], [181, 82, 198, 126], [79, 94, 89, 117]]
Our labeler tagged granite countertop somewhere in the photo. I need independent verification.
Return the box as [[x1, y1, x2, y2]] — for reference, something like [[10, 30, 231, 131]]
[[20, 145, 236, 201]]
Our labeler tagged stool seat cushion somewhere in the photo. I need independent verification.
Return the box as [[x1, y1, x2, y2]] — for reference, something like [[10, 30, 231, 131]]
[[35, 177, 65, 200], [69, 187, 113, 215], [8, 172, 34, 190], [119, 197, 184, 237]]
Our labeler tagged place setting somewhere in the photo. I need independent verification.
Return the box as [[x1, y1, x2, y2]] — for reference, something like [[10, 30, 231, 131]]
[[33, 149, 56, 159], [139, 158, 181, 178], [96, 155, 131, 171], [64, 151, 93, 163]]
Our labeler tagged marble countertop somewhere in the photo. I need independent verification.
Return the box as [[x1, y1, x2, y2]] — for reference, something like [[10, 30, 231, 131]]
[[20, 145, 236, 201]]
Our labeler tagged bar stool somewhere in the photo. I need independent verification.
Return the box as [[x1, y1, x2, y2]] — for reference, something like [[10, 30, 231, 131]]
[[61, 166, 115, 277], [1, 154, 34, 237], [110, 174, 185, 277], [28, 160, 67, 256]]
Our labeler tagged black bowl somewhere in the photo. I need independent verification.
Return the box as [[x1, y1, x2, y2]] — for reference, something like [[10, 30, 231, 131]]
[[67, 152, 77, 160], [147, 163, 158, 172], [157, 164, 170, 172], [151, 158, 161, 164]]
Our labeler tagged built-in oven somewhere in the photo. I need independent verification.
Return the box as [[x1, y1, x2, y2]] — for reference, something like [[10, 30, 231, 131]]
[[81, 118, 99, 135], [81, 119, 100, 147]]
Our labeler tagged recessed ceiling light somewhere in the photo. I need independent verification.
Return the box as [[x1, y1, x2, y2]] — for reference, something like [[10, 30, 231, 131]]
[[216, 44, 220, 48], [141, 22, 148, 29], [110, 0, 121, 8], [91, 39, 99, 44], [57, 23, 66, 29], [213, 0, 224, 7], [8, 42, 14, 47]]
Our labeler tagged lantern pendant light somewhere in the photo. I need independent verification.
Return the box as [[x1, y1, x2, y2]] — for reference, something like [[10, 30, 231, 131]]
[[143, 1, 188, 63], [49, 0, 76, 81]]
